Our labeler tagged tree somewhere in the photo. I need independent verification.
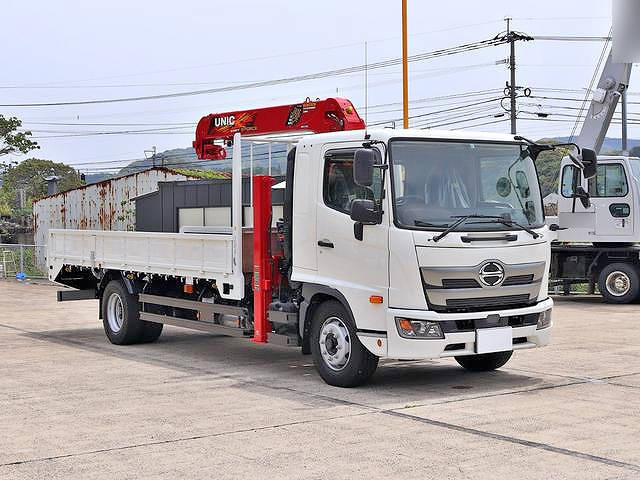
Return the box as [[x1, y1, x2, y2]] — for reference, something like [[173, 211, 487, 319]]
[[534, 139, 571, 199], [629, 146, 640, 158], [0, 114, 38, 163], [0, 158, 84, 218]]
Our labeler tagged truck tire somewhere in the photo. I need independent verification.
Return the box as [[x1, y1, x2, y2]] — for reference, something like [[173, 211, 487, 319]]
[[455, 351, 513, 372], [139, 322, 163, 343], [597, 263, 640, 304], [310, 300, 378, 387], [102, 280, 144, 345]]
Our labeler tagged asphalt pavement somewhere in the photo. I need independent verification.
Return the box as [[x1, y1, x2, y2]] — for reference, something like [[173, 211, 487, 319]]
[[1, 280, 638, 479]]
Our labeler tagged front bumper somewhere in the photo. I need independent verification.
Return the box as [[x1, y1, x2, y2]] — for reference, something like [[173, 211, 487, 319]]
[[357, 297, 553, 359]]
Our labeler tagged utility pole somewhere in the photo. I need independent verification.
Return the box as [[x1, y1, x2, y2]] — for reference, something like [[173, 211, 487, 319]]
[[144, 146, 157, 168], [622, 89, 628, 154], [364, 41, 368, 125], [402, 0, 409, 128], [506, 17, 517, 134]]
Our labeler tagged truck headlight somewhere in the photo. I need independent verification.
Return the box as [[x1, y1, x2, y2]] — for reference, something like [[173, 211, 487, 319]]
[[537, 309, 552, 330], [396, 317, 444, 339]]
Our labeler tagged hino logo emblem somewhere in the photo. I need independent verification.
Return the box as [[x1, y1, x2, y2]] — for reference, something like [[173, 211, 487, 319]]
[[478, 262, 505, 287]]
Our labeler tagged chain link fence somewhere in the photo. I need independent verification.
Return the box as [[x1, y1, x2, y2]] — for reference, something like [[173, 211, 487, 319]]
[[0, 244, 47, 280]]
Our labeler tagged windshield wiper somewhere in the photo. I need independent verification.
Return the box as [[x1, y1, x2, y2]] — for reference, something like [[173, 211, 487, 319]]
[[430, 214, 507, 242], [467, 219, 540, 239], [414, 220, 449, 228]]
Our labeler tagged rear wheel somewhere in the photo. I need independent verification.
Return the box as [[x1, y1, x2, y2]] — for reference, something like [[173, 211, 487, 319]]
[[310, 300, 378, 387], [102, 280, 144, 345], [455, 351, 513, 372], [139, 322, 163, 343], [597, 263, 640, 304]]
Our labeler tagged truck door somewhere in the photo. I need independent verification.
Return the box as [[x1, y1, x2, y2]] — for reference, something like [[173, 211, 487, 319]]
[[589, 162, 634, 237], [315, 147, 389, 332], [557, 162, 596, 239]]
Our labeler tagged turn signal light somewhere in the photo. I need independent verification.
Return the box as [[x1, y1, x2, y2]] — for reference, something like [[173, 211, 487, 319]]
[[369, 295, 384, 304], [395, 317, 444, 339], [537, 309, 552, 330]]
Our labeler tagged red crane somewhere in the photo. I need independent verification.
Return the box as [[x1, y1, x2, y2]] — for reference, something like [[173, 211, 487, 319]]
[[193, 97, 365, 343], [193, 97, 366, 160]]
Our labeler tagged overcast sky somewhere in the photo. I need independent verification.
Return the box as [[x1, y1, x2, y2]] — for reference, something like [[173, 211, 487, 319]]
[[1, 0, 627, 171]]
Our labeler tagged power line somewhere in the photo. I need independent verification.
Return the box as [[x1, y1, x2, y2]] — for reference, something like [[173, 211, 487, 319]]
[[14, 19, 503, 88], [570, 26, 612, 142], [22, 121, 196, 127], [531, 35, 611, 42], [0, 36, 513, 108], [451, 118, 510, 130]]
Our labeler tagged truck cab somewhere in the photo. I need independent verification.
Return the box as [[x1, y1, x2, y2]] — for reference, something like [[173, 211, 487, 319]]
[[288, 129, 553, 384], [556, 155, 640, 243]]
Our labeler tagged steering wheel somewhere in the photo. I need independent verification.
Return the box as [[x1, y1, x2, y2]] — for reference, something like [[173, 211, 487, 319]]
[[395, 195, 425, 206]]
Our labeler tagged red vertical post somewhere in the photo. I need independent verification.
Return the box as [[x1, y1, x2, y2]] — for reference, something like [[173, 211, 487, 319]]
[[252, 175, 274, 343]]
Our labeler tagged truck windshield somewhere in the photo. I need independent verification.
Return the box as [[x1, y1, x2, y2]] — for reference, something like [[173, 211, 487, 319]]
[[389, 140, 544, 231]]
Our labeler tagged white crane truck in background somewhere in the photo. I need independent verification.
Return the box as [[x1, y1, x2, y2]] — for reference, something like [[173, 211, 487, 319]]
[[548, 38, 640, 303], [47, 98, 592, 387]]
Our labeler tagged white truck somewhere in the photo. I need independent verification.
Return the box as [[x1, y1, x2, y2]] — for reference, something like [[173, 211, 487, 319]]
[[48, 98, 580, 387], [548, 42, 640, 303]]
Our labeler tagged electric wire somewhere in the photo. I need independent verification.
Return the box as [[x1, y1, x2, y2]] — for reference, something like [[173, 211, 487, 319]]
[[0, 36, 513, 107]]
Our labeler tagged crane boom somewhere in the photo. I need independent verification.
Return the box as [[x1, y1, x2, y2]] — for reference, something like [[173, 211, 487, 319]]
[[193, 97, 366, 160], [576, 50, 632, 154]]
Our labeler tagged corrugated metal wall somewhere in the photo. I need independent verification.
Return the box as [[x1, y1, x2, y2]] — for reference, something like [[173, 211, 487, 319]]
[[33, 168, 198, 268]]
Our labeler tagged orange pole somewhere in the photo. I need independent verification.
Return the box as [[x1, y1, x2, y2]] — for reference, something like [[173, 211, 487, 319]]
[[402, 0, 409, 129]]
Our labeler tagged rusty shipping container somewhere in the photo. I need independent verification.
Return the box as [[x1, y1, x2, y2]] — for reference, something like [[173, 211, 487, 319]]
[[33, 168, 202, 269]]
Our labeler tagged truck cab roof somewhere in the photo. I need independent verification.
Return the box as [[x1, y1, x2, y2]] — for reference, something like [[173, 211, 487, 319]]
[[296, 128, 524, 148]]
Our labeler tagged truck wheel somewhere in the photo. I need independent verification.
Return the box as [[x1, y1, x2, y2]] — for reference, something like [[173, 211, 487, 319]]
[[102, 280, 143, 345], [139, 322, 163, 343], [310, 300, 378, 387], [455, 351, 513, 372], [598, 263, 640, 304]]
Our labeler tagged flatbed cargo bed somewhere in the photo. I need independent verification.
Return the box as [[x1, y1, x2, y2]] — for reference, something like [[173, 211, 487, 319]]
[[48, 228, 244, 299]]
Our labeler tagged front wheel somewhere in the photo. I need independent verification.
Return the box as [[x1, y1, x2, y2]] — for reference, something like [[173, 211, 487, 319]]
[[455, 351, 513, 372], [597, 263, 640, 304], [310, 300, 378, 387]]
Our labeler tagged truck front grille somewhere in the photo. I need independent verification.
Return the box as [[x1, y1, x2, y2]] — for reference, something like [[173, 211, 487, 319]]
[[502, 274, 535, 286], [445, 294, 530, 309], [440, 278, 481, 289], [421, 261, 544, 313]]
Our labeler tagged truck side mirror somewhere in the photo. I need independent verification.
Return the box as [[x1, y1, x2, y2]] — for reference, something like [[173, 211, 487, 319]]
[[353, 148, 380, 187], [350, 199, 382, 225], [574, 185, 591, 209], [581, 148, 597, 179]]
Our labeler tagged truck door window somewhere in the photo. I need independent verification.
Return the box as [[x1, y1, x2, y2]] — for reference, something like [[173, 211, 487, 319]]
[[323, 150, 381, 214], [561, 165, 577, 197], [588, 164, 628, 197]]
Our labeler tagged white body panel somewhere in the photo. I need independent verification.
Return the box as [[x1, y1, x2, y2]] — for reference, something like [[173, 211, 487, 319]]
[[48, 229, 244, 300]]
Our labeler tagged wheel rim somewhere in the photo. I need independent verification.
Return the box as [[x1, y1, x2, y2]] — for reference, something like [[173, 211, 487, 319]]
[[319, 316, 351, 371], [107, 293, 124, 333], [605, 271, 631, 297]]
